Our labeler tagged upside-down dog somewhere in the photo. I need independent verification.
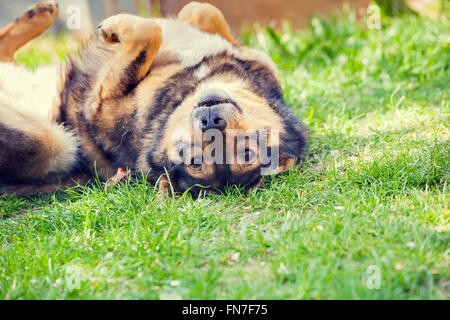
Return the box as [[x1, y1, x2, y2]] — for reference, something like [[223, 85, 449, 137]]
[[0, 1, 307, 197]]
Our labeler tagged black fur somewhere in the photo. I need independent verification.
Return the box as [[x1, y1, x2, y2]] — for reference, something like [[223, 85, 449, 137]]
[[121, 48, 148, 95]]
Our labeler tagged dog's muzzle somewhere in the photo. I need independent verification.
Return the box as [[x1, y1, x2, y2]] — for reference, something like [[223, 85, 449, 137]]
[[192, 89, 238, 132]]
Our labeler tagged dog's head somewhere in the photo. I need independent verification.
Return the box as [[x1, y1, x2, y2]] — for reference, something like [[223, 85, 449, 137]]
[[147, 51, 307, 196]]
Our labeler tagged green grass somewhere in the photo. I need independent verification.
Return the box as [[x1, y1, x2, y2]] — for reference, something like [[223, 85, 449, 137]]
[[1, 10, 449, 299]]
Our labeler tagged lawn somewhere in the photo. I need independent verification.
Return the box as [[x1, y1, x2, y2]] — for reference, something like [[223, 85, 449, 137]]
[[0, 9, 448, 299]]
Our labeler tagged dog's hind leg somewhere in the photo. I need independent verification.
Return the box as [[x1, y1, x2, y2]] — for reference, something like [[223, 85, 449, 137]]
[[0, 1, 59, 62], [0, 96, 79, 186], [177, 2, 240, 47]]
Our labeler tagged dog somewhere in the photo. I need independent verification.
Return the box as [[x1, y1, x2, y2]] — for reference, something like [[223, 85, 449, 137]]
[[0, 1, 307, 197]]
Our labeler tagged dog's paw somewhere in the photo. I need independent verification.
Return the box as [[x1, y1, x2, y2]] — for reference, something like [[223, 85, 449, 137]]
[[98, 14, 142, 43], [20, 1, 59, 24], [98, 14, 160, 44]]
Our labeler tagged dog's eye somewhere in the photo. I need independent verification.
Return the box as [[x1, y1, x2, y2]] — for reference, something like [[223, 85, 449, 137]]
[[244, 149, 256, 163], [189, 158, 203, 170]]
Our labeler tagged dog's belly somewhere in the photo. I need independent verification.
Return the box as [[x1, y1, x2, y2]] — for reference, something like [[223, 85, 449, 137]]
[[0, 62, 59, 119], [154, 18, 237, 68]]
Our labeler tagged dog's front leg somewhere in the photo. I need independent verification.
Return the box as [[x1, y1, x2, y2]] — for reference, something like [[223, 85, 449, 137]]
[[96, 14, 162, 102]]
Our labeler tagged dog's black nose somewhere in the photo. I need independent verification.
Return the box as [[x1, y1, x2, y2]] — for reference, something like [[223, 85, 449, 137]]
[[196, 107, 227, 132], [192, 89, 238, 132]]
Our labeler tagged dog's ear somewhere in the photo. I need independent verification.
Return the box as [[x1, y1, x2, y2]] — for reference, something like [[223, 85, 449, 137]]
[[279, 119, 308, 172], [281, 96, 310, 172], [266, 108, 308, 174]]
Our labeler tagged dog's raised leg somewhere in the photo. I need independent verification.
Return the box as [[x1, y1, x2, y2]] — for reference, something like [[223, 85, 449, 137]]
[[96, 14, 162, 102], [0, 1, 59, 63], [177, 2, 240, 47]]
